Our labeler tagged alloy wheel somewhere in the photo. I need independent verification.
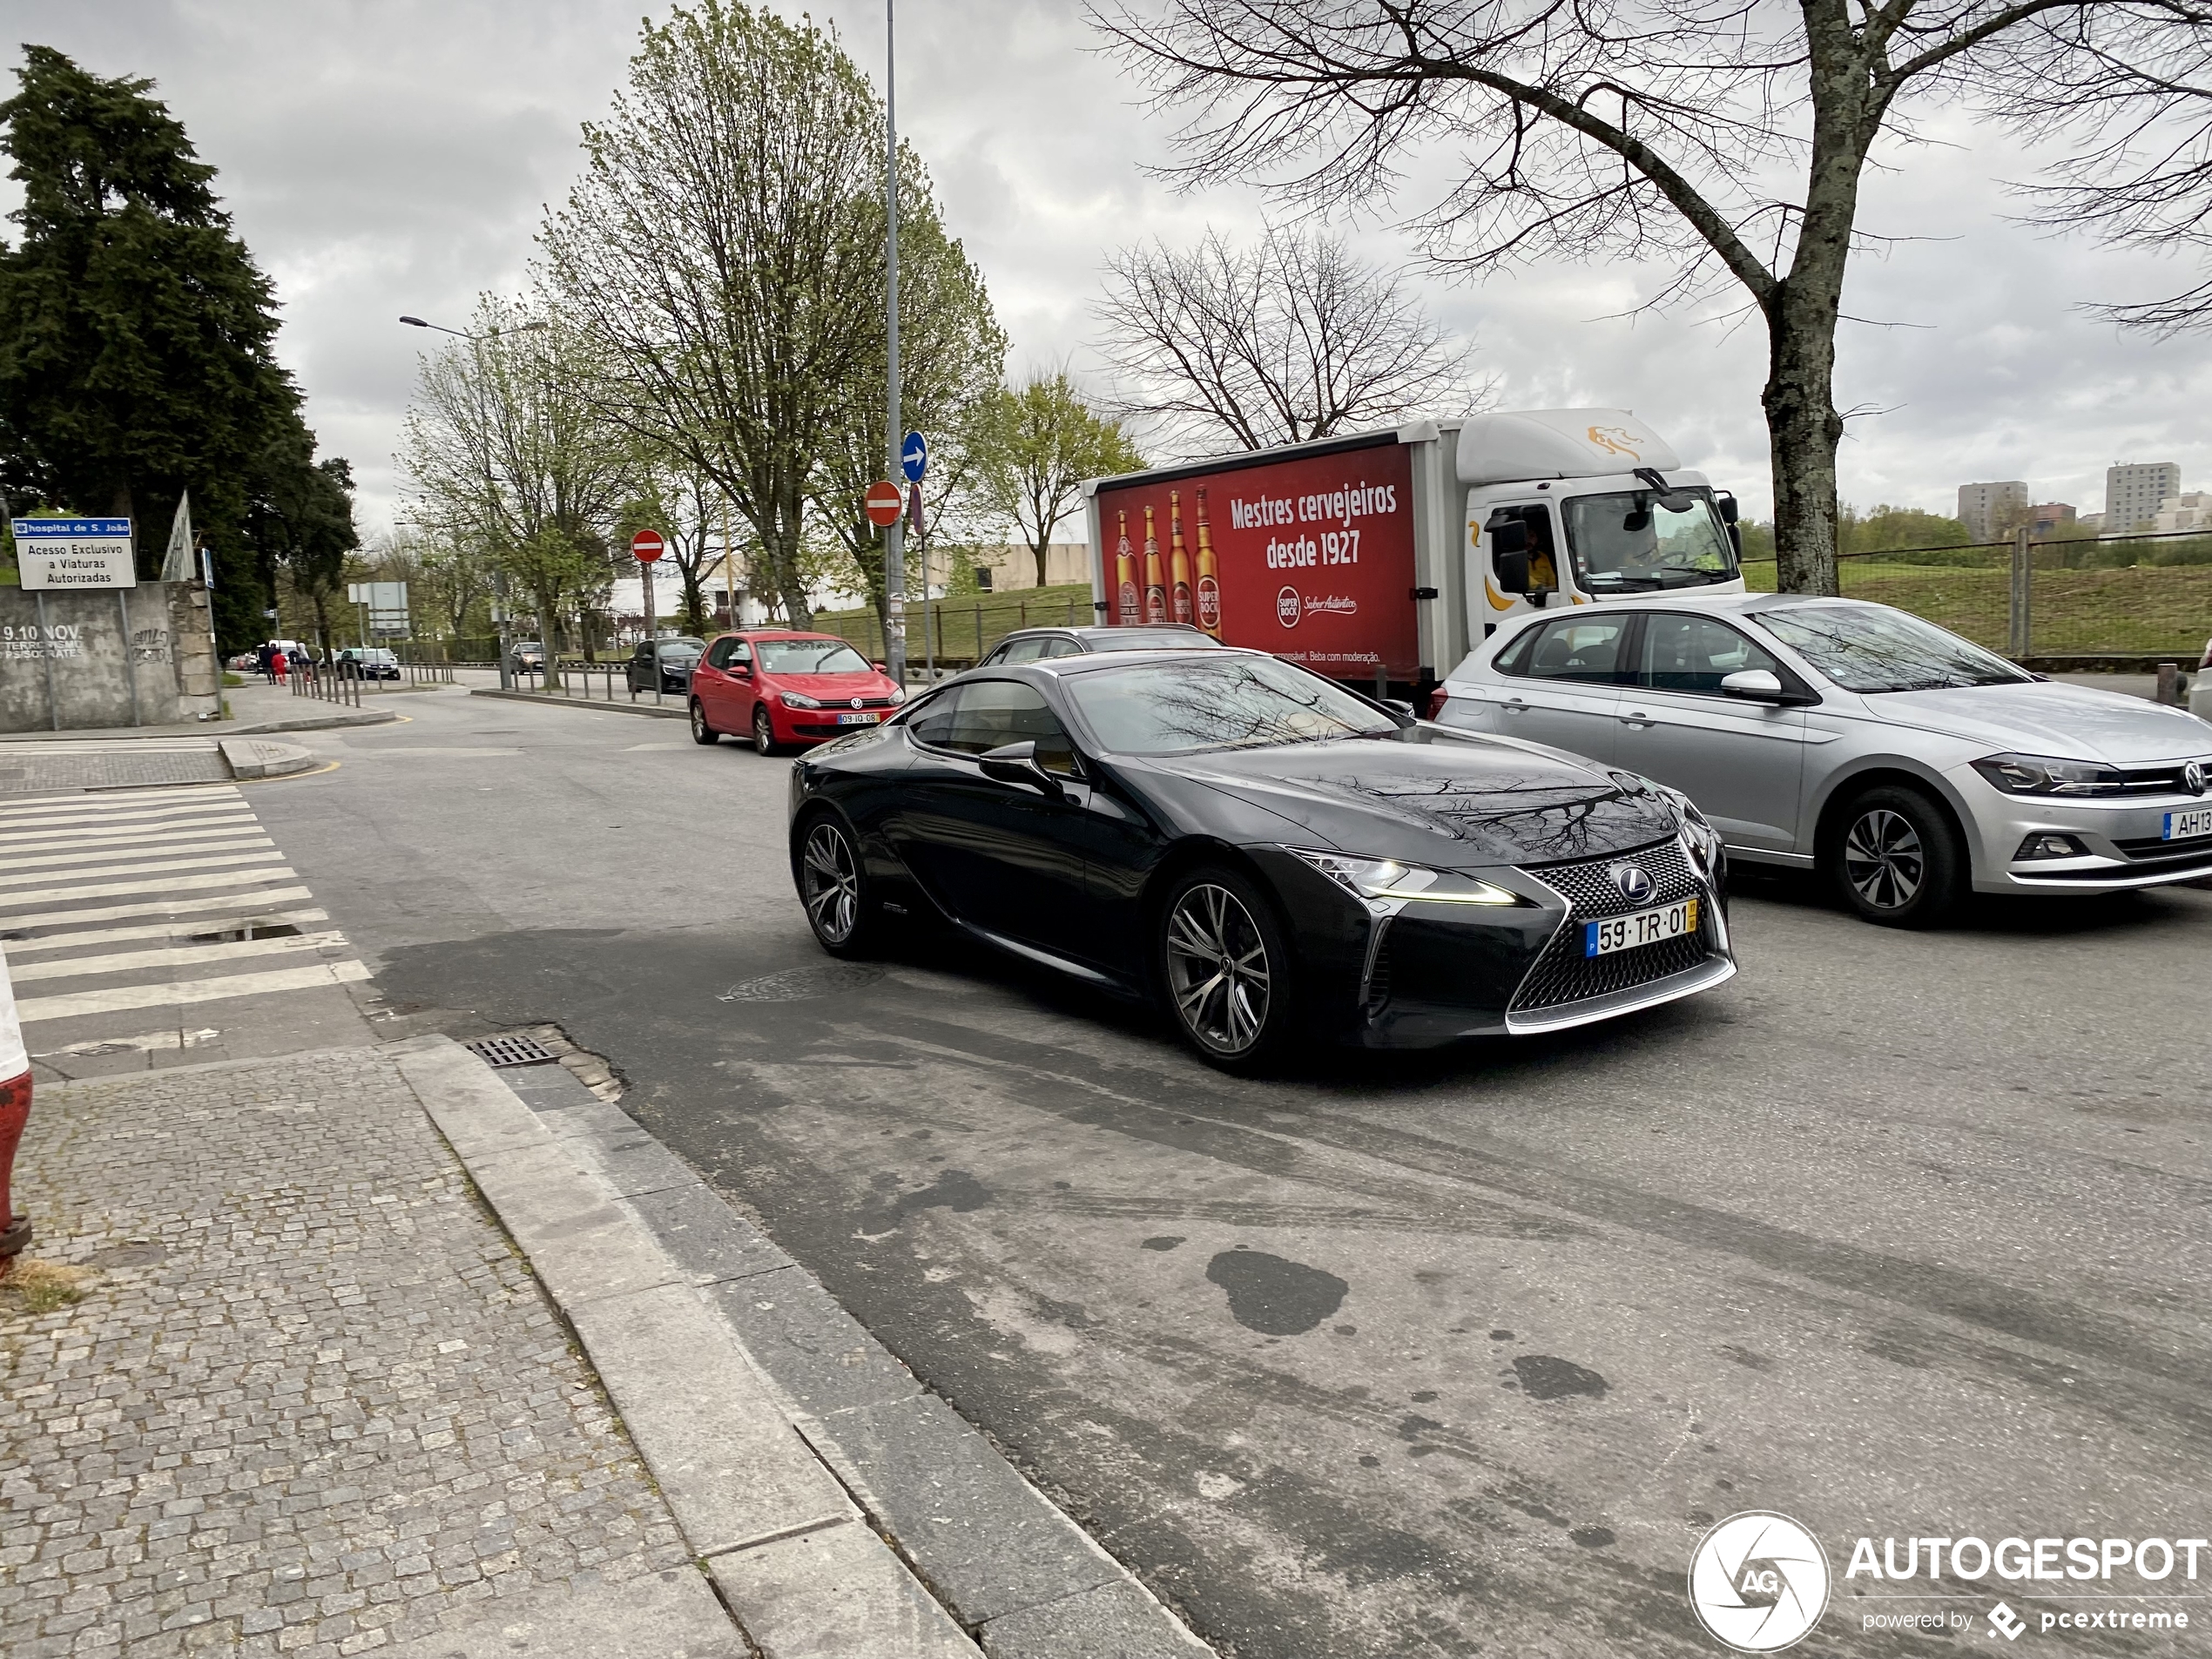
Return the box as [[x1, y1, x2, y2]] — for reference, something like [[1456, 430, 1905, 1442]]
[[753, 707, 775, 754], [1843, 807, 1923, 911], [1163, 883, 1272, 1054], [690, 701, 714, 744], [799, 822, 860, 944]]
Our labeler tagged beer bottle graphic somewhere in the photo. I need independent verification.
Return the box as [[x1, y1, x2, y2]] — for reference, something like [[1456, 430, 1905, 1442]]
[[1143, 505, 1167, 624], [1115, 509, 1139, 626], [1169, 490, 1194, 625], [1194, 486, 1221, 637]]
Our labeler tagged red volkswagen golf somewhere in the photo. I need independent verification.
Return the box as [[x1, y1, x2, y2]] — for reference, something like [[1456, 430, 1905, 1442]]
[[688, 630, 907, 753]]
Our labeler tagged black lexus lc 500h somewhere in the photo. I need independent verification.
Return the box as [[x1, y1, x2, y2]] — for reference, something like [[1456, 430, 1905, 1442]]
[[786, 649, 1736, 1071]]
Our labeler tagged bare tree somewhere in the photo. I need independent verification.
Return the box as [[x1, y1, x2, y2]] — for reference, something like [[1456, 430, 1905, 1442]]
[[1095, 224, 1474, 455], [542, 3, 894, 629], [974, 370, 1146, 586], [400, 295, 632, 687], [1092, 2, 2212, 596]]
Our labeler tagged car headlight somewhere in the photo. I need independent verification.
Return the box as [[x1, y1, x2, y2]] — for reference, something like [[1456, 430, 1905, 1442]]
[[885, 686, 907, 705], [1289, 848, 1524, 909], [1970, 752, 2125, 797], [781, 691, 822, 709]]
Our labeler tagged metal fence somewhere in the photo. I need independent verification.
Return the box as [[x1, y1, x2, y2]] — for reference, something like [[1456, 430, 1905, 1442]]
[[1740, 529, 2212, 663], [288, 659, 363, 708]]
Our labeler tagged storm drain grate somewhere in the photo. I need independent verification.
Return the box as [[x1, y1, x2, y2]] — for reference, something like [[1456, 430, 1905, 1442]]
[[464, 1033, 558, 1069]]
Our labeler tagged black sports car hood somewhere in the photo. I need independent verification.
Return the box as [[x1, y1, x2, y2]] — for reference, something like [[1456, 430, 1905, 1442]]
[[1154, 728, 1682, 867]]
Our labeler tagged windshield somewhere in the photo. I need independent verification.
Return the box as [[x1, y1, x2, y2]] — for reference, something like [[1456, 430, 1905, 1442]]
[[1064, 655, 1395, 755], [656, 638, 705, 659], [1758, 604, 2030, 691], [758, 639, 872, 674], [361, 651, 395, 663], [1562, 488, 1738, 592]]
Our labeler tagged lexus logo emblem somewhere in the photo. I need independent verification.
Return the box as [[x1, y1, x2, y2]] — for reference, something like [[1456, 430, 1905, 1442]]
[[851, 697, 865, 709], [2185, 761, 2209, 795], [1611, 864, 1655, 903]]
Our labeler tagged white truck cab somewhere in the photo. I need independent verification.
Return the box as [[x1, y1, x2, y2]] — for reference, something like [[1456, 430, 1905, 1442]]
[[1459, 410, 1745, 644]]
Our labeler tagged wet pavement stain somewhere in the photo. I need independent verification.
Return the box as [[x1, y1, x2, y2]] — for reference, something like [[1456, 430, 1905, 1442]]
[[1511, 1354, 1609, 1399], [858, 1168, 992, 1234], [1205, 1249, 1350, 1335]]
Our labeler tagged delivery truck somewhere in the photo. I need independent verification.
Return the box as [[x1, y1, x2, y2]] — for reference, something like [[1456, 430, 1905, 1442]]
[[1082, 408, 1745, 698]]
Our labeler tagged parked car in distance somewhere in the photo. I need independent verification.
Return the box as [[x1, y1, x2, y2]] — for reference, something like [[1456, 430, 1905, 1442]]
[[625, 637, 705, 696], [977, 623, 1222, 665], [690, 631, 905, 753], [788, 646, 1734, 1070], [508, 640, 545, 676], [338, 647, 400, 680], [1433, 593, 2212, 927]]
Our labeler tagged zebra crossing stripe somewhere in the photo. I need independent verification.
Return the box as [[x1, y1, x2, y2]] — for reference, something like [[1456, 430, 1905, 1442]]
[[8, 929, 352, 984], [0, 885, 316, 932], [0, 813, 258, 850], [0, 849, 286, 890], [14, 959, 373, 1022], [0, 835, 273, 873], [0, 867, 300, 911], [0, 909, 329, 956]]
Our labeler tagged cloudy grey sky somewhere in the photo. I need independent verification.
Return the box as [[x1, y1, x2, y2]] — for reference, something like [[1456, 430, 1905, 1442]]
[[7, 0, 2212, 533]]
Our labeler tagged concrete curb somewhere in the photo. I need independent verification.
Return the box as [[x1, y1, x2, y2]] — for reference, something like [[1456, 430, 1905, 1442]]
[[470, 686, 688, 718], [218, 736, 316, 779], [388, 1035, 1212, 1659]]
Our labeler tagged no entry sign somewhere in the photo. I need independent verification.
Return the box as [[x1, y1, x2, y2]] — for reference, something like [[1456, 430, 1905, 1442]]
[[631, 529, 665, 563], [864, 482, 904, 528]]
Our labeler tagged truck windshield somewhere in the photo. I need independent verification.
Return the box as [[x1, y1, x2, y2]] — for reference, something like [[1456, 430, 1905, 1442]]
[[1562, 489, 1738, 592]]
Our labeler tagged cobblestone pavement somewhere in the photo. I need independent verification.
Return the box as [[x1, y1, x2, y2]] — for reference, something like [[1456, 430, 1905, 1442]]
[[0, 743, 230, 798], [0, 1046, 696, 1658]]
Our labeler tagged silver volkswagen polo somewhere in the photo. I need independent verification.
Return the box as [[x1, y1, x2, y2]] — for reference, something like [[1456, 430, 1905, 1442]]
[[1435, 594, 2212, 926]]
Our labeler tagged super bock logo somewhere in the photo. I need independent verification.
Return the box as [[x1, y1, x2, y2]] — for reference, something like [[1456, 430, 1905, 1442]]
[[1688, 1512, 1831, 1651]]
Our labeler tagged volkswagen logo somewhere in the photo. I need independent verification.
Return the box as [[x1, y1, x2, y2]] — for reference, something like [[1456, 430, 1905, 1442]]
[[1610, 863, 1655, 903], [2185, 760, 2209, 796], [851, 697, 865, 710]]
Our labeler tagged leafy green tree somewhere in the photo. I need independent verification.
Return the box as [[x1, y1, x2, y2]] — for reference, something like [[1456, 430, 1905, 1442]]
[[974, 373, 1144, 588], [246, 428, 359, 652], [1840, 504, 1968, 556], [0, 46, 320, 647]]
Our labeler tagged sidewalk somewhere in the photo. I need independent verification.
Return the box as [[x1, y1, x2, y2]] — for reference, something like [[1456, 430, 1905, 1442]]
[[0, 1035, 1211, 1658]]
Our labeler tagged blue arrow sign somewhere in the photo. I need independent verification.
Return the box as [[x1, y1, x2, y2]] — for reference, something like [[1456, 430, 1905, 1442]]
[[901, 430, 927, 483]]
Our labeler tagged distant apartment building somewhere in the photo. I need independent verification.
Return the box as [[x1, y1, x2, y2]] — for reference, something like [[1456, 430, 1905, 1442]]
[[2027, 502, 2075, 536], [1956, 480, 2029, 543], [2153, 491, 2212, 534], [2105, 462, 2181, 534]]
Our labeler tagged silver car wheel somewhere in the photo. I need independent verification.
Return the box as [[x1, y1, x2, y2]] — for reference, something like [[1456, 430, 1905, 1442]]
[[800, 822, 860, 944], [1164, 883, 1271, 1053], [1844, 807, 1923, 911]]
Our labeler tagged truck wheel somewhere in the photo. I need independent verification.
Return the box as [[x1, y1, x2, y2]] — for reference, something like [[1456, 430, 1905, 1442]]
[[1825, 785, 1963, 928]]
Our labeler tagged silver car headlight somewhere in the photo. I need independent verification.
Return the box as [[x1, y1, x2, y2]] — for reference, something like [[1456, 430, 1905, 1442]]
[[1289, 848, 1525, 911], [780, 691, 823, 709], [1971, 752, 2126, 797]]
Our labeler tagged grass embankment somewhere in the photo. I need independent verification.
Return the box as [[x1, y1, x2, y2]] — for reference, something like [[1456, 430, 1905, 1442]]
[[1743, 559, 2212, 656], [812, 583, 1097, 663]]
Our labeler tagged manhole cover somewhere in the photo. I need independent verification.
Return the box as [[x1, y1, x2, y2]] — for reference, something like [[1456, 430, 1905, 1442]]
[[89, 1243, 167, 1268], [718, 964, 887, 1002], [188, 921, 301, 944], [464, 1033, 557, 1068]]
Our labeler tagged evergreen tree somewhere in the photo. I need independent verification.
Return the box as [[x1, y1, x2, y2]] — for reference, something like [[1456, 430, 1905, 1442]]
[[0, 46, 340, 647]]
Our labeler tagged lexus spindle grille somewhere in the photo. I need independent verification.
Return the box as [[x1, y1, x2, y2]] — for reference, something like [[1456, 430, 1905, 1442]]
[[1509, 840, 1711, 1014]]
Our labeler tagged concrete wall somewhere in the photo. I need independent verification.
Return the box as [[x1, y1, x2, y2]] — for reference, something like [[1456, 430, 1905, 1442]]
[[0, 582, 222, 732], [970, 543, 1093, 591]]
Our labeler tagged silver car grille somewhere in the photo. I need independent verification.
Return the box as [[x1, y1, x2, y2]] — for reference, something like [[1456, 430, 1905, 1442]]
[[1508, 839, 1713, 1014]]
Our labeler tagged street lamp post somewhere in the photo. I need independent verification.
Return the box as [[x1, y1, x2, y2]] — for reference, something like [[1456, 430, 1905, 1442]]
[[881, 2, 907, 690]]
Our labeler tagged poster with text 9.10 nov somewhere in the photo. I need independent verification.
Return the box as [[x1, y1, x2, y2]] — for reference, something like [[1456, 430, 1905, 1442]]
[[1095, 441, 1419, 682]]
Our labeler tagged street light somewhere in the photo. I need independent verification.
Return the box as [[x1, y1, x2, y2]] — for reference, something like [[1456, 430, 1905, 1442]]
[[396, 315, 550, 341]]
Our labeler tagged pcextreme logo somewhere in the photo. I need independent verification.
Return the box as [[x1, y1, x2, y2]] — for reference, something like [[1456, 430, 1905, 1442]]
[[1688, 1512, 1832, 1651]]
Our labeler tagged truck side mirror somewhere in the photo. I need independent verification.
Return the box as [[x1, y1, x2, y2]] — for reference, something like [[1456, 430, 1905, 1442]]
[[1716, 492, 1740, 525]]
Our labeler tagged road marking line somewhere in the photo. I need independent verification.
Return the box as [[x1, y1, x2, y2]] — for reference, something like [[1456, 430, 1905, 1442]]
[[0, 886, 315, 931], [0, 808, 258, 839], [0, 867, 300, 912], [16, 959, 373, 1022], [0, 849, 286, 890], [0, 785, 240, 813], [8, 929, 352, 983], [31, 1027, 223, 1059], [0, 812, 259, 849], [0, 910, 328, 956], [0, 834, 273, 873]]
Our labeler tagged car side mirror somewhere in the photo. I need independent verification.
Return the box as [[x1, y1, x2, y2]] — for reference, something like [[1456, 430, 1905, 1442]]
[[872, 661, 888, 672], [1381, 698, 1417, 720], [1716, 492, 1740, 525], [1720, 669, 1786, 702], [979, 739, 1064, 799]]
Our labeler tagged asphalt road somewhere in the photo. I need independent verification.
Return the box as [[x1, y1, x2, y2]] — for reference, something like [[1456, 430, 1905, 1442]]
[[253, 685, 2212, 1658]]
